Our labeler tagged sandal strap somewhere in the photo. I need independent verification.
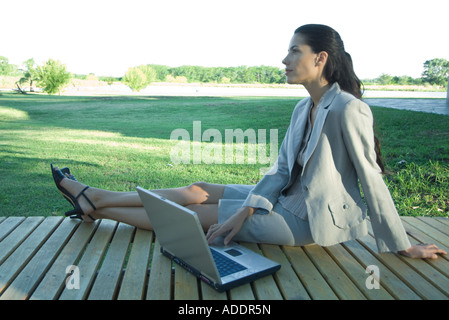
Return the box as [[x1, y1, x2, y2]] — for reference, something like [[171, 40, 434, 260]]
[[75, 186, 97, 211]]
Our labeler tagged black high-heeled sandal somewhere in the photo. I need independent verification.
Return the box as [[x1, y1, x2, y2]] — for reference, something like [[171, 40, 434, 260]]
[[51, 164, 97, 221], [61, 167, 77, 181], [65, 190, 97, 222]]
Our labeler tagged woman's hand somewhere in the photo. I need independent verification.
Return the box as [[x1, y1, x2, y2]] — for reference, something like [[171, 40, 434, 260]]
[[207, 206, 255, 246], [399, 243, 447, 259]]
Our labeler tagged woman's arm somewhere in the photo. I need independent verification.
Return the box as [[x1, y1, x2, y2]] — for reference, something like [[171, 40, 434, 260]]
[[241, 126, 291, 213], [206, 206, 255, 245], [241, 99, 310, 213], [340, 100, 410, 252], [205, 127, 291, 244]]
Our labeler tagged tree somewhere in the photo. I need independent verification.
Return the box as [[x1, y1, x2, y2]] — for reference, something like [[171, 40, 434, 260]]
[[99, 76, 117, 85], [122, 65, 157, 91], [422, 58, 449, 86], [0, 56, 21, 76], [148, 64, 170, 81], [1, 56, 11, 75], [378, 73, 393, 85], [138, 65, 157, 84], [18, 58, 38, 92], [161, 65, 286, 84], [122, 67, 147, 92], [35, 59, 72, 95]]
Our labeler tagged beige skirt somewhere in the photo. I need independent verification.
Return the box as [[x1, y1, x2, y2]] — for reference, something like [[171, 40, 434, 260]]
[[217, 184, 314, 246]]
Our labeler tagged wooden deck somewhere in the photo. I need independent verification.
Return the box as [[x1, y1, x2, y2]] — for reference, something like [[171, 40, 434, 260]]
[[0, 215, 448, 300]]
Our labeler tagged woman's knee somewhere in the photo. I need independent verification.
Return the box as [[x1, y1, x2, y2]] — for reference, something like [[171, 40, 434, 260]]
[[186, 182, 225, 204], [184, 182, 210, 204], [186, 182, 208, 197], [188, 181, 209, 192]]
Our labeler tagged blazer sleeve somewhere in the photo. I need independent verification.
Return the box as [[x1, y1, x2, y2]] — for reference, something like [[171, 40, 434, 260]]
[[241, 124, 292, 214], [341, 100, 411, 252]]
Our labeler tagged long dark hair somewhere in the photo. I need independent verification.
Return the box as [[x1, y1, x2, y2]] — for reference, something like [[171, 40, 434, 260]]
[[295, 24, 385, 173]]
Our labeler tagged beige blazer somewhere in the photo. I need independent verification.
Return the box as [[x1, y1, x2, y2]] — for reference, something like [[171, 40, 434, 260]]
[[243, 83, 411, 253]]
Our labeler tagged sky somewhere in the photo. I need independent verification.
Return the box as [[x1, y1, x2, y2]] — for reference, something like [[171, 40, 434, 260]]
[[2, 0, 448, 79]]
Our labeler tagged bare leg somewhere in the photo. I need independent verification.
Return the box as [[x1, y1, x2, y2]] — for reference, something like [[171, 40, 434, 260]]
[[60, 176, 224, 208], [55, 167, 224, 229], [95, 204, 219, 231], [95, 207, 152, 229]]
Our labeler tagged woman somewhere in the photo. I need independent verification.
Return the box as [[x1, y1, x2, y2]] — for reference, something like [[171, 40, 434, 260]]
[[52, 24, 445, 259]]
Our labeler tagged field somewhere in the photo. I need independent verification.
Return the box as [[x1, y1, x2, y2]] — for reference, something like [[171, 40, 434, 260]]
[[0, 92, 447, 218]]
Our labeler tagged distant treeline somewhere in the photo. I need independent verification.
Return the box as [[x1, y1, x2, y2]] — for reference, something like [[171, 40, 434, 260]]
[[92, 64, 287, 85], [90, 70, 427, 86], [362, 74, 430, 86], [3, 53, 447, 88], [93, 63, 446, 87]]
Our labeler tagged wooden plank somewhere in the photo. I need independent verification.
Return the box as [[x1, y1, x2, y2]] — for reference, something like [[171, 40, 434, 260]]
[[0, 216, 25, 242], [1, 217, 77, 300], [0, 217, 60, 298], [358, 232, 448, 300], [174, 263, 200, 300], [435, 217, 449, 228], [200, 280, 228, 300], [228, 282, 255, 300], [342, 238, 421, 300], [117, 228, 153, 300], [417, 216, 449, 236], [1, 217, 76, 300], [401, 218, 449, 254], [250, 274, 282, 300], [402, 216, 449, 248], [241, 243, 282, 300], [283, 245, 338, 300], [395, 219, 449, 298], [59, 219, 117, 300], [146, 239, 172, 300], [324, 243, 394, 300], [88, 223, 134, 300], [260, 244, 309, 300], [416, 217, 449, 246], [303, 244, 366, 300], [29, 220, 98, 300], [398, 251, 449, 299], [0, 217, 44, 264], [1, 215, 442, 301], [401, 218, 449, 276], [369, 218, 449, 298]]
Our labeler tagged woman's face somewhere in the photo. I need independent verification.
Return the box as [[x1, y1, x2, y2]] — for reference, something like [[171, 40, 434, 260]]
[[282, 33, 321, 85]]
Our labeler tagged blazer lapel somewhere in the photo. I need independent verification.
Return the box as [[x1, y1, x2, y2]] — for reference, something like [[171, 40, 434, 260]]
[[287, 99, 311, 172], [302, 83, 340, 169]]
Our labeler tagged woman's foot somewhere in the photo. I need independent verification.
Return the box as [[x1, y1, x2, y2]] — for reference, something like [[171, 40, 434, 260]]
[[61, 167, 77, 181], [52, 165, 98, 222]]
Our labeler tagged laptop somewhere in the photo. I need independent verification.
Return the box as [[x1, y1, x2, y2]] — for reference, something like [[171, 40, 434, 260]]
[[136, 187, 281, 292]]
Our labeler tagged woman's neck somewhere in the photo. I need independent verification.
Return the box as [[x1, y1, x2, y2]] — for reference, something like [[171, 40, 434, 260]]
[[304, 79, 331, 106]]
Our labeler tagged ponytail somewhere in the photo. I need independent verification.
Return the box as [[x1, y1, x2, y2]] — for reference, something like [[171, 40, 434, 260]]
[[339, 51, 363, 99]]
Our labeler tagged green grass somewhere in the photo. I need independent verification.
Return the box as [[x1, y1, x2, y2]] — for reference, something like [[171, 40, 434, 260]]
[[0, 92, 447, 218]]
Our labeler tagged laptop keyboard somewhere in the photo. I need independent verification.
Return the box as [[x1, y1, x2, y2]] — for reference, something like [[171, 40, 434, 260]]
[[210, 248, 247, 277]]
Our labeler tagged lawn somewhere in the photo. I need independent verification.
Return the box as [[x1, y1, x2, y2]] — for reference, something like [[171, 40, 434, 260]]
[[0, 92, 447, 218]]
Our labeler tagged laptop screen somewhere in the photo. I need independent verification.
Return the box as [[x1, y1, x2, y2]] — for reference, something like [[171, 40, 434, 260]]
[[136, 187, 221, 281]]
